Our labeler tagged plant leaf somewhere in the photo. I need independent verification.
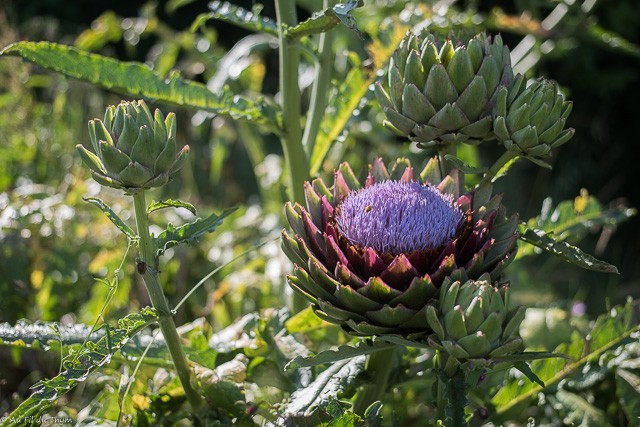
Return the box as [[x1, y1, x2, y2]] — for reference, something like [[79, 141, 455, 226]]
[[0, 42, 281, 130], [492, 351, 570, 363], [285, 338, 395, 370], [191, 1, 279, 36], [444, 154, 488, 174], [83, 197, 136, 240], [513, 361, 545, 388], [0, 309, 157, 427], [555, 389, 613, 427], [147, 199, 196, 216], [490, 299, 639, 421], [279, 356, 366, 419], [154, 207, 237, 256], [615, 368, 640, 421], [287, 0, 364, 39], [519, 192, 636, 258], [309, 18, 407, 176], [285, 307, 333, 334], [518, 225, 619, 273]]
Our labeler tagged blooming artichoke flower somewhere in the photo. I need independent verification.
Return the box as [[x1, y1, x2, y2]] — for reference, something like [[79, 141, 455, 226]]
[[282, 158, 519, 340], [426, 274, 525, 374], [76, 100, 189, 191], [493, 76, 574, 165], [375, 32, 515, 147]]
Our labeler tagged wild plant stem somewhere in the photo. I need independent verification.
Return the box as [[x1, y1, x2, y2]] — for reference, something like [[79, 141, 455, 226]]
[[276, 0, 309, 314], [482, 151, 518, 184], [436, 143, 456, 177], [301, 0, 335, 157], [352, 347, 396, 416], [132, 191, 202, 411], [444, 368, 468, 427]]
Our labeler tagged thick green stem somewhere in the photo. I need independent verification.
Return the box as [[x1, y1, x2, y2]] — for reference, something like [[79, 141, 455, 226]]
[[444, 368, 468, 427], [481, 151, 518, 184], [436, 143, 456, 177], [352, 348, 396, 416], [301, 0, 335, 157], [276, 0, 309, 314], [132, 191, 202, 411]]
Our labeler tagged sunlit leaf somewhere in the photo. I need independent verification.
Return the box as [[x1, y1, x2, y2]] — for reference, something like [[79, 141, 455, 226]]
[[147, 199, 197, 216], [444, 154, 487, 174], [555, 389, 613, 427], [154, 207, 237, 257], [0, 309, 157, 427], [0, 42, 281, 130], [83, 197, 136, 240]]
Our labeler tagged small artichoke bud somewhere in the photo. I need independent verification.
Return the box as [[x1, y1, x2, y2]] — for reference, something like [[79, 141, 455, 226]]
[[376, 32, 515, 148], [76, 100, 189, 191], [427, 275, 525, 364], [493, 76, 574, 166]]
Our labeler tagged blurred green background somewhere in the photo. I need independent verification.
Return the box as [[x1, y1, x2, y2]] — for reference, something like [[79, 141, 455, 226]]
[[0, 0, 638, 415]]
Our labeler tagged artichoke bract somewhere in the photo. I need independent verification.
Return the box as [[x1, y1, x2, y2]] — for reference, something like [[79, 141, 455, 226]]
[[281, 157, 519, 340], [493, 76, 574, 165], [426, 274, 525, 375], [76, 100, 189, 191], [375, 32, 515, 147]]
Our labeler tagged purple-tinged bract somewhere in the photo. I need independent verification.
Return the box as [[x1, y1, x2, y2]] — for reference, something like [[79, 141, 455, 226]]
[[282, 157, 519, 340]]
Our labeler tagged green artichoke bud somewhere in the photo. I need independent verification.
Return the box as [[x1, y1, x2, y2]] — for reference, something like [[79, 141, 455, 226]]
[[76, 100, 189, 191], [426, 274, 525, 371], [375, 32, 515, 147], [493, 75, 574, 166]]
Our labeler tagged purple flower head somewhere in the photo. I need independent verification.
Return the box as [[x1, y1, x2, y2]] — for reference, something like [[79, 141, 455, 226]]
[[334, 180, 464, 254]]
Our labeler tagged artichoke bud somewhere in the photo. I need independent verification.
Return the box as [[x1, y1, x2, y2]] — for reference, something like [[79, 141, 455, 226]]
[[378, 31, 515, 147], [77, 100, 189, 191], [493, 76, 574, 161], [427, 277, 525, 363]]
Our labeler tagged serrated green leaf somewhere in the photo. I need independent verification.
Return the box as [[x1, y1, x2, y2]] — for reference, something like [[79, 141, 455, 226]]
[[444, 154, 488, 174], [0, 42, 281, 130], [490, 300, 639, 421], [83, 197, 136, 240], [555, 389, 613, 427], [518, 225, 619, 273], [147, 199, 197, 216], [0, 309, 157, 427], [286, 0, 364, 39], [280, 356, 366, 418], [191, 1, 278, 36], [154, 207, 237, 256], [285, 339, 395, 370], [309, 19, 407, 176]]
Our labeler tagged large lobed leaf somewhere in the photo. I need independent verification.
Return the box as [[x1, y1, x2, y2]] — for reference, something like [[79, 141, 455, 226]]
[[0, 309, 157, 427], [0, 42, 281, 130], [286, 0, 364, 39], [191, 1, 279, 36], [490, 299, 639, 422]]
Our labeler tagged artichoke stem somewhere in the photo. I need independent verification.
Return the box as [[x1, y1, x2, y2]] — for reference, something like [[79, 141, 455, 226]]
[[352, 347, 396, 416], [132, 191, 203, 411], [436, 143, 456, 177], [276, 0, 310, 314], [436, 351, 469, 426]]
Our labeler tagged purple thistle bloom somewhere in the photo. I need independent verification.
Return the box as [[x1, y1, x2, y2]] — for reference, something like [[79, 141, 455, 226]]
[[335, 180, 464, 254]]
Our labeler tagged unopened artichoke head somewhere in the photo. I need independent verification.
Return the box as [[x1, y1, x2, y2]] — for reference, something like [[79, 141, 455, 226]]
[[76, 100, 189, 191], [375, 32, 515, 147]]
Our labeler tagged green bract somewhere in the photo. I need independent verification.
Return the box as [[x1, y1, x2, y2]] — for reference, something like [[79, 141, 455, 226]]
[[426, 274, 525, 374], [375, 32, 514, 147], [493, 76, 574, 165], [76, 100, 189, 191]]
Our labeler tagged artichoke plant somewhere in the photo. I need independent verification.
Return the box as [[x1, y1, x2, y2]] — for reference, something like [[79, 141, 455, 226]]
[[426, 274, 525, 375], [281, 157, 519, 340], [375, 32, 515, 147], [493, 76, 574, 165], [76, 100, 189, 191]]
